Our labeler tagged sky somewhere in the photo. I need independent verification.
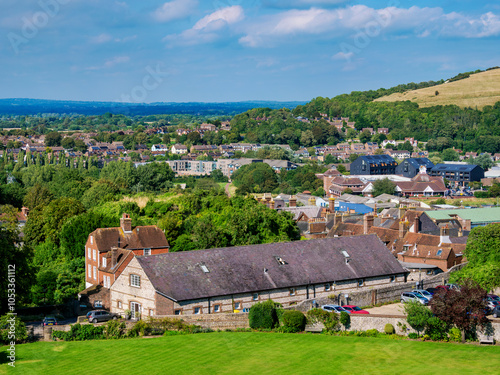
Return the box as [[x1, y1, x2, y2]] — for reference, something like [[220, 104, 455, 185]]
[[1, 0, 500, 103]]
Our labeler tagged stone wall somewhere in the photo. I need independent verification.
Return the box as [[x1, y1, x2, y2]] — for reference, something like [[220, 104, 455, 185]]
[[161, 312, 250, 330]]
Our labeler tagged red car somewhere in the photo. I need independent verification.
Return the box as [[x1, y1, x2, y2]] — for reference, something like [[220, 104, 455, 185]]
[[342, 305, 370, 314]]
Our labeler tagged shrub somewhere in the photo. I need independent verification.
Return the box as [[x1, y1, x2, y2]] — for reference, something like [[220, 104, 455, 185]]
[[408, 332, 419, 339], [127, 320, 151, 337], [249, 300, 280, 329], [306, 308, 339, 331], [474, 191, 489, 198], [365, 329, 380, 337], [384, 324, 395, 335], [448, 327, 462, 342], [339, 311, 350, 329], [53, 323, 104, 341], [105, 320, 127, 339], [0, 314, 29, 344], [281, 310, 306, 333], [424, 316, 448, 341], [404, 301, 432, 334]]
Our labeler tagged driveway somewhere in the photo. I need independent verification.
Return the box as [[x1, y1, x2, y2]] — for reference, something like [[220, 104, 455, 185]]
[[365, 303, 406, 316]]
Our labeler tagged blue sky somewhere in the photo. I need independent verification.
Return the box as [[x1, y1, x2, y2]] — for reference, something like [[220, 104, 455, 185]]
[[1, 0, 499, 103]]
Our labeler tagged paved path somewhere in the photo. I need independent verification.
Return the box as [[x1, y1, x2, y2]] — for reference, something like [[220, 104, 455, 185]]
[[365, 303, 406, 316]]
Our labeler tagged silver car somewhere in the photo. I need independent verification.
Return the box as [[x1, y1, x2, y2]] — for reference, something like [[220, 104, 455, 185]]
[[412, 289, 433, 300], [321, 304, 350, 314], [401, 292, 429, 305]]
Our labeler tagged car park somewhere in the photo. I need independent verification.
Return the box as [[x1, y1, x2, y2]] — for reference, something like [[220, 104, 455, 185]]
[[321, 304, 350, 314], [88, 310, 120, 323], [401, 292, 429, 305], [342, 305, 369, 314], [43, 317, 58, 326]]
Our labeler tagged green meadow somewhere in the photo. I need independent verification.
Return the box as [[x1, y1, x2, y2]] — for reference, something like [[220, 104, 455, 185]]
[[2, 332, 500, 375]]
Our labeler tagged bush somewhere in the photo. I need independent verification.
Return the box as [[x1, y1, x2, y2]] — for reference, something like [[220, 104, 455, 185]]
[[249, 300, 280, 329], [474, 191, 489, 198], [365, 329, 380, 337], [127, 320, 151, 337], [384, 324, 395, 335], [306, 308, 339, 331], [0, 314, 29, 344], [424, 316, 449, 341], [339, 311, 350, 329], [105, 320, 127, 339], [448, 327, 462, 342], [53, 323, 104, 341], [281, 310, 306, 333], [408, 332, 419, 339]]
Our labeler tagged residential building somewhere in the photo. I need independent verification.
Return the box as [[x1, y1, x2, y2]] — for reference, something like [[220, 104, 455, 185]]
[[429, 164, 484, 186], [350, 155, 397, 175], [109, 235, 407, 317], [396, 158, 434, 178]]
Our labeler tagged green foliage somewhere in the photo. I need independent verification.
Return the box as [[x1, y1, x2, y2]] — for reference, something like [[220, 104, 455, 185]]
[[0, 314, 29, 344], [450, 224, 500, 290], [53, 323, 104, 341], [339, 311, 350, 328], [424, 316, 449, 341], [232, 163, 279, 194], [104, 320, 127, 339], [448, 327, 462, 342], [306, 308, 339, 331], [408, 332, 419, 339], [249, 300, 281, 330], [281, 310, 306, 333], [372, 178, 396, 197], [404, 301, 432, 334], [384, 323, 395, 335]]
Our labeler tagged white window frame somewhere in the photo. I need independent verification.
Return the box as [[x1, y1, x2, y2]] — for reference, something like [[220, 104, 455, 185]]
[[143, 248, 151, 256], [325, 283, 331, 291], [130, 274, 141, 288], [102, 257, 107, 268], [90, 236, 93, 244], [194, 307, 201, 315], [93, 249, 96, 261], [93, 266, 96, 280], [117, 300, 122, 309], [289, 288, 296, 296], [94, 300, 102, 308], [88, 264, 92, 278], [252, 293, 258, 301], [88, 248, 91, 259], [213, 304, 220, 313]]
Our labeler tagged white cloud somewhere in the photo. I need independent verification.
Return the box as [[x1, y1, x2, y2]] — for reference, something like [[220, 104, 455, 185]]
[[153, 0, 198, 22], [86, 56, 130, 71], [332, 51, 353, 60], [164, 5, 244, 45], [90, 33, 113, 44]]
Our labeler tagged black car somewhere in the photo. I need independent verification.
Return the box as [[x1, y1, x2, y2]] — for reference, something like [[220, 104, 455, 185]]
[[426, 287, 439, 295], [88, 310, 120, 323]]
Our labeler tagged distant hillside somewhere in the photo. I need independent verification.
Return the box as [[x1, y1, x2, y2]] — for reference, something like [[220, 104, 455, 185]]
[[374, 68, 500, 109], [0, 99, 306, 116]]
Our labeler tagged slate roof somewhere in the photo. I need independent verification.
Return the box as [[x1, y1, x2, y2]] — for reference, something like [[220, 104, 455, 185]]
[[279, 206, 322, 221], [137, 235, 406, 302], [431, 163, 480, 172], [404, 158, 434, 169], [91, 226, 169, 252]]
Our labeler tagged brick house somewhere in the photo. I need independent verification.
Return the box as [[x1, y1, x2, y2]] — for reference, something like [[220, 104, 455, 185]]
[[80, 214, 169, 310], [109, 235, 407, 318]]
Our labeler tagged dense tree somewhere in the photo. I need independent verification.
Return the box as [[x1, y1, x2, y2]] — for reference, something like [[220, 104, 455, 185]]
[[372, 178, 396, 197], [430, 280, 489, 342], [45, 131, 62, 147], [232, 163, 279, 194], [403, 301, 432, 335]]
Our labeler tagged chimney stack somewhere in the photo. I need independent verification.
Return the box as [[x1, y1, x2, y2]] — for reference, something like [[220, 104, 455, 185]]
[[111, 247, 117, 267], [363, 214, 374, 234], [308, 196, 316, 206], [399, 206, 406, 219], [21, 206, 29, 217], [328, 196, 335, 213], [120, 213, 132, 232], [270, 199, 275, 210], [289, 195, 297, 207], [413, 215, 419, 233], [399, 220, 407, 239]]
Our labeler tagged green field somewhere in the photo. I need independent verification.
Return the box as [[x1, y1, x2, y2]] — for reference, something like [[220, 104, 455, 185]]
[[2, 332, 500, 375]]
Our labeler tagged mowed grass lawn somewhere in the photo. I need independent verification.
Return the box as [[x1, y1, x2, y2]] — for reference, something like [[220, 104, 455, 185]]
[[2, 332, 500, 375]]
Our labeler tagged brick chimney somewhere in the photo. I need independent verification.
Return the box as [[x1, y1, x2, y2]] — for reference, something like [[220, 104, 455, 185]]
[[328, 196, 335, 213], [308, 218, 326, 234], [439, 225, 451, 245], [120, 213, 132, 232], [399, 206, 406, 219], [308, 196, 316, 206], [413, 215, 419, 233], [111, 247, 117, 267], [399, 220, 407, 238], [363, 214, 374, 234], [289, 196, 297, 207]]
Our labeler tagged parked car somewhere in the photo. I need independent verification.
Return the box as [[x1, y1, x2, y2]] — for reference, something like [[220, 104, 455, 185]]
[[487, 294, 500, 302], [43, 317, 58, 326], [487, 299, 500, 311], [435, 285, 450, 291], [426, 287, 439, 295], [342, 305, 369, 314], [412, 289, 433, 300], [492, 305, 500, 318], [88, 310, 120, 323], [321, 304, 350, 314], [401, 292, 429, 305]]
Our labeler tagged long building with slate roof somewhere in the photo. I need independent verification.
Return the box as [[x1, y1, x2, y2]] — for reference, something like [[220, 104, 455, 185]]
[[109, 235, 407, 317], [429, 163, 484, 185], [350, 155, 398, 175]]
